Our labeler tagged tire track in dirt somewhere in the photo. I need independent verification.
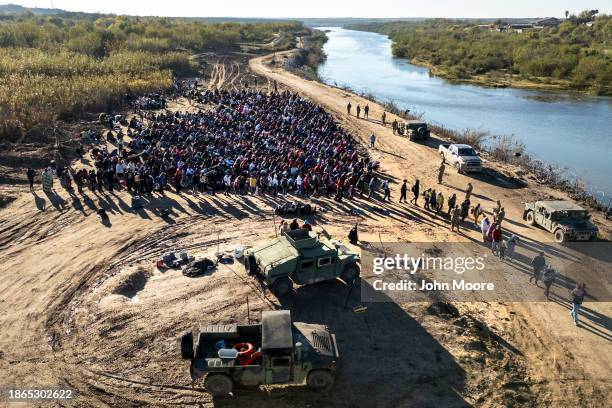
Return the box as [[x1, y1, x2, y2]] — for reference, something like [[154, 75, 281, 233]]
[[206, 63, 219, 90]]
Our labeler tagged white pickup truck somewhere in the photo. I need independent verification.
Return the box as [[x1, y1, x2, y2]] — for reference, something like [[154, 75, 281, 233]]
[[439, 144, 483, 173]]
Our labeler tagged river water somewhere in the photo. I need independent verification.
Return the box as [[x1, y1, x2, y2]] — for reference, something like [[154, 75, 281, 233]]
[[316, 27, 612, 202]]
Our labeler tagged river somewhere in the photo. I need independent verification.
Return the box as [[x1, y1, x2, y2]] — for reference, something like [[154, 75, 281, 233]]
[[316, 27, 612, 203]]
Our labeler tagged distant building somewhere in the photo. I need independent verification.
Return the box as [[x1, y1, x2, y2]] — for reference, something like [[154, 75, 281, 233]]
[[507, 23, 533, 33], [534, 17, 560, 27], [477, 24, 496, 31]]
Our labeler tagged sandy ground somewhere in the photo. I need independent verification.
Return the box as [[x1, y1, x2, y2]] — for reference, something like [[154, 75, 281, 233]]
[[0, 52, 610, 407]]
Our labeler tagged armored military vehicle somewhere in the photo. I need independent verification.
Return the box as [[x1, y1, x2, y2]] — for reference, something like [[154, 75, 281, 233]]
[[523, 200, 598, 242], [398, 120, 430, 141], [244, 229, 360, 297], [181, 310, 339, 396]]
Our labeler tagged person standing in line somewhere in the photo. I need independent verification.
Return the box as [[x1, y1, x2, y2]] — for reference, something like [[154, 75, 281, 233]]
[[382, 179, 391, 201], [542, 267, 556, 300], [399, 179, 408, 203], [447, 193, 457, 215], [530, 251, 546, 285], [450, 205, 461, 232], [570, 283, 586, 326], [356, 104, 361, 118], [481, 216, 491, 243], [381, 111, 386, 125], [392, 119, 398, 135], [505, 234, 519, 261], [347, 102, 352, 116], [26, 167, 36, 191], [472, 203, 482, 226], [41, 167, 54, 193], [364, 104, 369, 119], [411, 179, 420, 205], [491, 224, 502, 255], [436, 191, 444, 213], [370, 133, 376, 149], [460, 197, 470, 222]]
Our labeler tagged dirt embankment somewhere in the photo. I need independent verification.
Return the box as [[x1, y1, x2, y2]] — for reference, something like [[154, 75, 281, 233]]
[[0, 48, 609, 407]]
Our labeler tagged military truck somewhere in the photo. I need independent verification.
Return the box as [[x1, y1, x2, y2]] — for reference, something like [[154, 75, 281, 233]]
[[181, 310, 339, 396], [523, 200, 598, 242], [244, 229, 360, 297], [397, 120, 430, 141]]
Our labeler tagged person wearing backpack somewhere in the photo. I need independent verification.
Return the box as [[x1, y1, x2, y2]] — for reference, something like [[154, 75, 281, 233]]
[[570, 283, 586, 326]]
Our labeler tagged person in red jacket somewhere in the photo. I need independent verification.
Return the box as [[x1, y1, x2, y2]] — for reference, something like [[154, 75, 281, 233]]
[[491, 224, 502, 255]]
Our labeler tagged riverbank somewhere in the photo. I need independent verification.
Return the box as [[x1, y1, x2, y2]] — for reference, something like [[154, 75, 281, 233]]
[[345, 17, 612, 97], [313, 27, 612, 207], [408, 58, 574, 93]]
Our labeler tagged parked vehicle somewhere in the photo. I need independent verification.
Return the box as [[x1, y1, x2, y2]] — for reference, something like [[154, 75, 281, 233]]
[[397, 120, 430, 141], [181, 310, 339, 396], [244, 229, 360, 297], [523, 200, 598, 242], [438, 143, 483, 173]]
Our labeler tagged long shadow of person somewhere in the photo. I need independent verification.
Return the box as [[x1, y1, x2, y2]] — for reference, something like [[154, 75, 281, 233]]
[[43, 189, 67, 211], [32, 191, 46, 211]]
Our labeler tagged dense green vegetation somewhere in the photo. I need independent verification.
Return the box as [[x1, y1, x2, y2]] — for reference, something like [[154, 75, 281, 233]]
[[349, 12, 612, 95], [0, 13, 302, 138]]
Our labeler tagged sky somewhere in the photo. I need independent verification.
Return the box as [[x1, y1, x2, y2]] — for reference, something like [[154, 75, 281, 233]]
[[9, 1, 612, 18]]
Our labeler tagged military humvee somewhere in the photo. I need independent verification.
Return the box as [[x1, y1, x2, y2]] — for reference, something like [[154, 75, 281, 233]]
[[523, 200, 598, 242], [398, 120, 430, 141], [181, 310, 339, 396], [244, 229, 360, 297]]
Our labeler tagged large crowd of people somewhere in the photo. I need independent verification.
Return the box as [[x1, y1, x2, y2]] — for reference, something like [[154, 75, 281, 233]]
[[70, 89, 386, 203]]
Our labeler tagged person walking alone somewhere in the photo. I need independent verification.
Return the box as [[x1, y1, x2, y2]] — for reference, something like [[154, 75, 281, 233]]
[[369, 133, 376, 149], [570, 283, 586, 326], [530, 251, 546, 285], [364, 104, 369, 119], [347, 102, 352, 116], [438, 160, 445, 184], [356, 104, 361, 118], [381, 111, 386, 125]]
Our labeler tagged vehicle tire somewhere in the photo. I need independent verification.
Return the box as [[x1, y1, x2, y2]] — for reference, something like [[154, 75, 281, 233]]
[[205, 373, 234, 397], [245, 254, 257, 275], [180, 331, 194, 360], [271, 277, 293, 297], [340, 264, 360, 284], [554, 229, 566, 243], [307, 369, 334, 392], [454, 162, 462, 174], [525, 211, 536, 226]]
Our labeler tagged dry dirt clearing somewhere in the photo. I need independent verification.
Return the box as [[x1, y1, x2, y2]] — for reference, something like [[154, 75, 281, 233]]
[[0, 54, 609, 407]]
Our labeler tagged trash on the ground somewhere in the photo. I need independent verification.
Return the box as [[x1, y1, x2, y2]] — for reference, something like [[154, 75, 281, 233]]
[[183, 258, 215, 277], [158, 251, 193, 269], [353, 305, 368, 313], [218, 253, 234, 264], [234, 245, 245, 259]]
